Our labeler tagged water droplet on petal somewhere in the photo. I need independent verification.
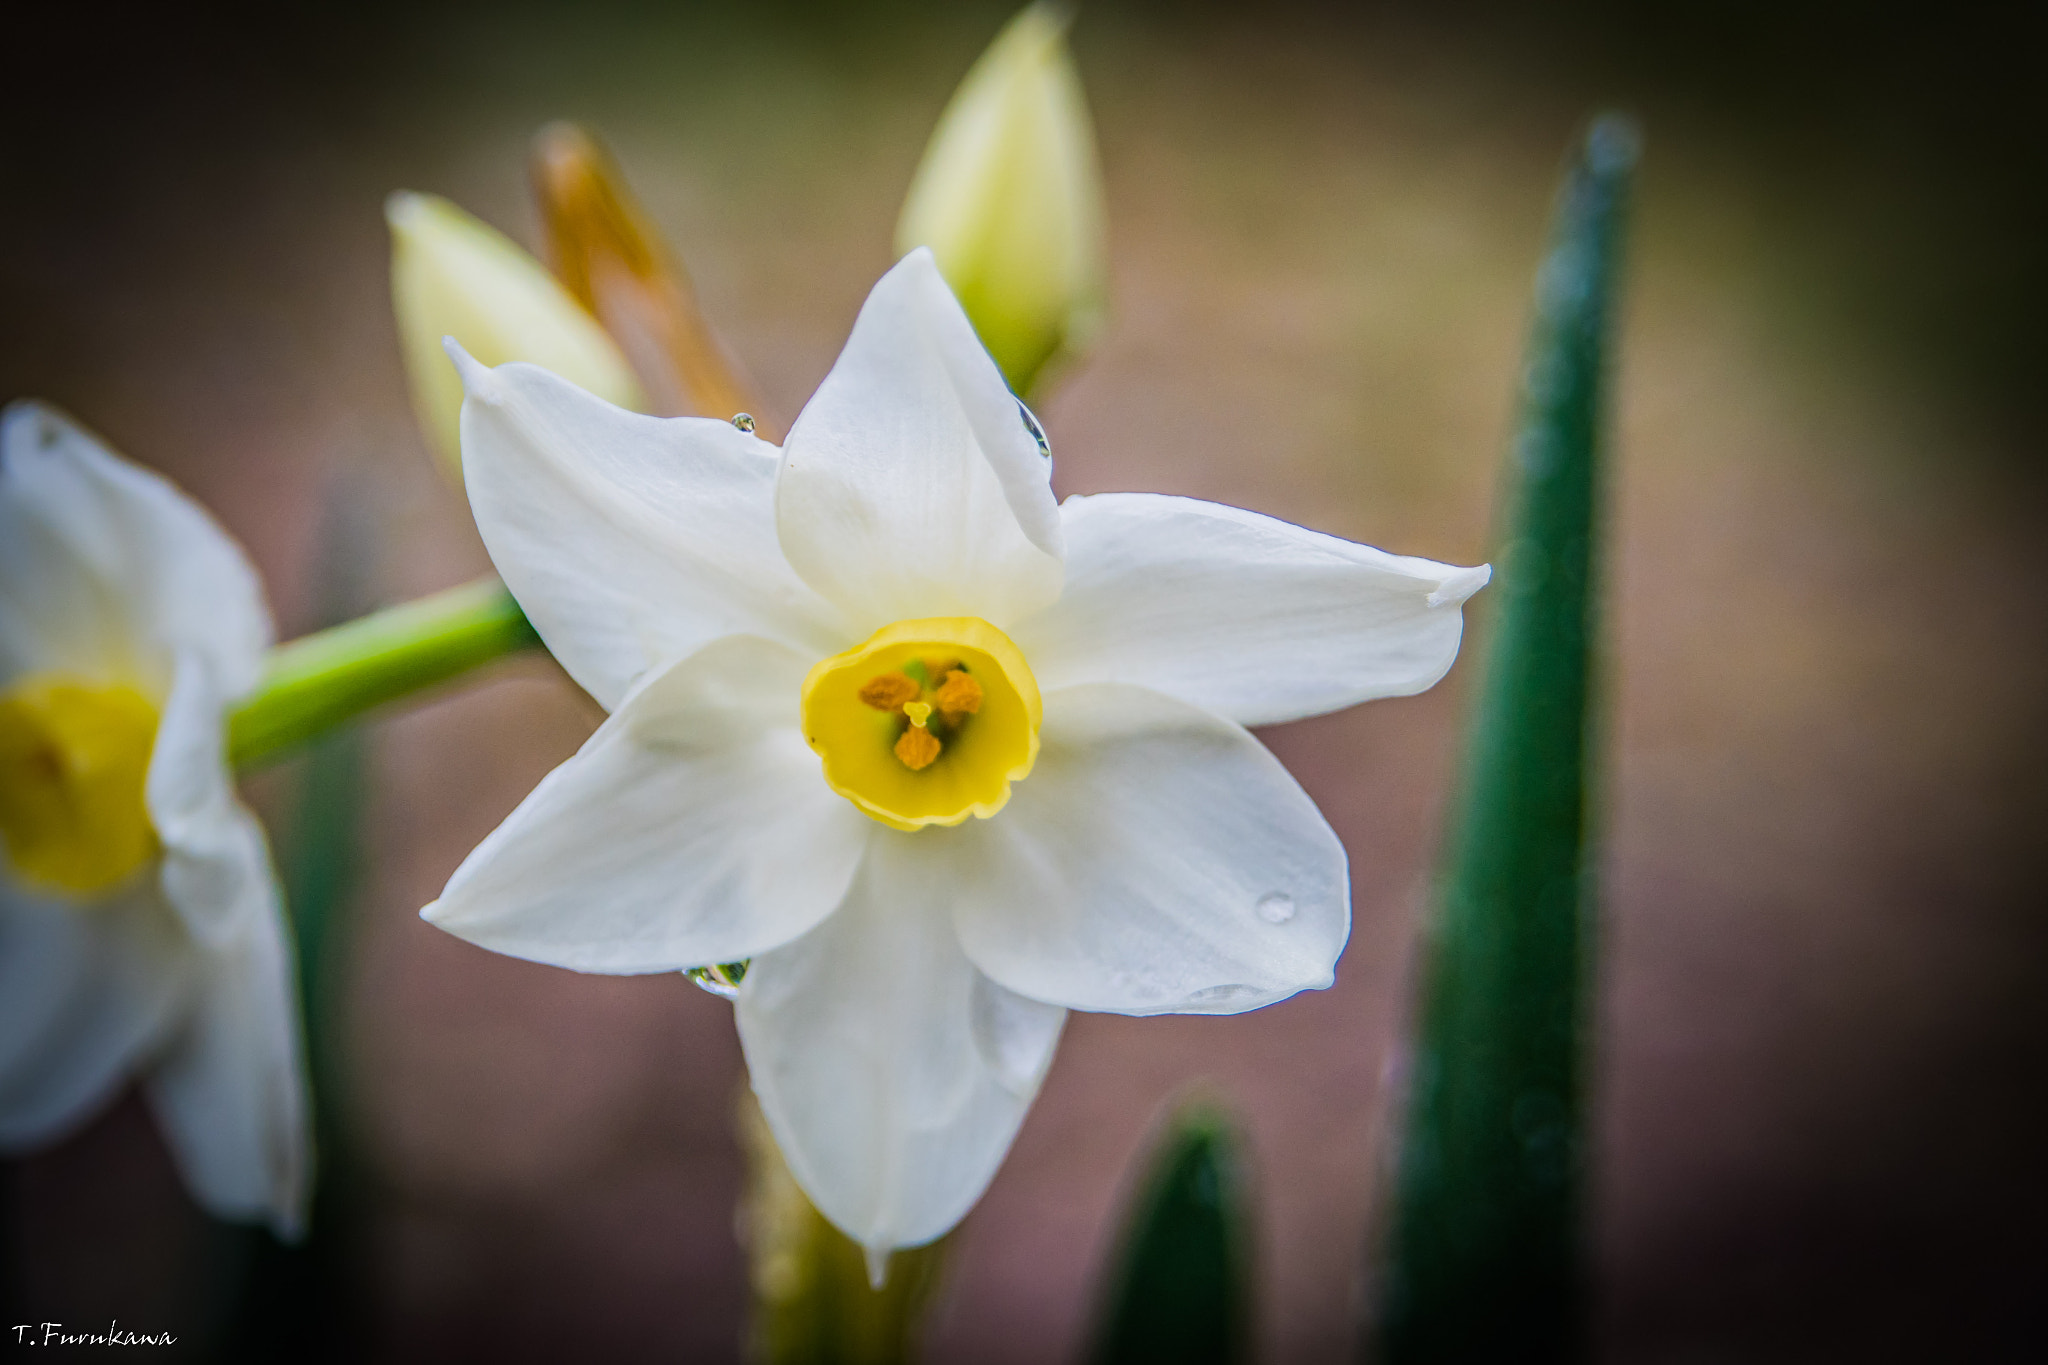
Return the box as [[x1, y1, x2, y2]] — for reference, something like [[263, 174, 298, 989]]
[[730, 412, 757, 433], [1016, 399, 1051, 461], [1254, 892, 1296, 924], [685, 961, 750, 998]]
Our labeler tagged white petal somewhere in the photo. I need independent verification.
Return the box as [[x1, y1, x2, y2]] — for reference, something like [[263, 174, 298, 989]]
[[147, 653, 278, 949], [774, 249, 1063, 634], [0, 402, 270, 697], [424, 635, 870, 973], [737, 832, 1065, 1253], [948, 682, 1350, 1016], [452, 349, 847, 710], [1014, 493, 1490, 726], [146, 900, 311, 1239], [0, 879, 193, 1149]]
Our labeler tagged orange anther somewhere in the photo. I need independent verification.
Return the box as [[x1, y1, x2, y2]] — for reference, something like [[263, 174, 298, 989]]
[[894, 725, 942, 771], [859, 673, 920, 710], [935, 669, 983, 717]]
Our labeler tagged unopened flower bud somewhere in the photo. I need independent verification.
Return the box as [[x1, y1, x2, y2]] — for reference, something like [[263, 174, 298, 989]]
[[386, 190, 643, 477], [531, 123, 764, 429], [896, 3, 1107, 396]]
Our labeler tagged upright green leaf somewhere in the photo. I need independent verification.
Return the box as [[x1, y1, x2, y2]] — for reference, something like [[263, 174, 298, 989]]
[[1089, 1102, 1252, 1365], [1373, 115, 1639, 1364], [220, 491, 377, 1362]]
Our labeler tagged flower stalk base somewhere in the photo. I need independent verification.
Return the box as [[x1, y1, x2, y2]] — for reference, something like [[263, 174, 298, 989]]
[[738, 1093, 949, 1365]]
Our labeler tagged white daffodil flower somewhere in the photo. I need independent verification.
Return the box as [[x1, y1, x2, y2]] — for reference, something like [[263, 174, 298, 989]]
[[424, 249, 1488, 1259], [0, 403, 308, 1239]]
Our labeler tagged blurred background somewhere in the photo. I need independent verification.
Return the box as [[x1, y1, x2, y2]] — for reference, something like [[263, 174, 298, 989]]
[[3, 1, 2043, 1359]]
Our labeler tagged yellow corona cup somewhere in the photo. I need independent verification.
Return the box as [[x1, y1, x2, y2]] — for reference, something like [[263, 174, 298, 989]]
[[0, 676, 161, 895], [801, 617, 1041, 831]]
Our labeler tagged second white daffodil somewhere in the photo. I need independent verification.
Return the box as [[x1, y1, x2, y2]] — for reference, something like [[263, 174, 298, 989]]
[[423, 249, 1488, 1257], [0, 404, 308, 1238]]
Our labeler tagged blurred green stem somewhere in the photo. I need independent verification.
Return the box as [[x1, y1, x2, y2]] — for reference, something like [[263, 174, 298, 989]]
[[226, 577, 542, 771], [1374, 115, 1638, 1363]]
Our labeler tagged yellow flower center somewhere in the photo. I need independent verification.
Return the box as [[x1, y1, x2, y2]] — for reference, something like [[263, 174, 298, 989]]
[[0, 675, 161, 897], [801, 617, 1040, 831]]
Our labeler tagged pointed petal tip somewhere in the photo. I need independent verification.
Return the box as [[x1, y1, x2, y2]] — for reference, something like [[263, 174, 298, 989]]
[[440, 337, 500, 401], [864, 1244, 891, 1290], [888, 245, 956, 304], [1, 395, 48, 426], [1428, 563, 1492, 609], [0, 398, 42, 457], [384, 189, 430, 231], [0, 398, 77, 458]]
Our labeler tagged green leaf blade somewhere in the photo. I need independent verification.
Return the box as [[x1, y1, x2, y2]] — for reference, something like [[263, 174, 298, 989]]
[[1375, 115, 1640, 1365], [1089, 1103, 1253, 1365]]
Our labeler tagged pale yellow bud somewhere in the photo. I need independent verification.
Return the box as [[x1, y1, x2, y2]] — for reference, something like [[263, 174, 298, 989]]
[[896, 3, 1107, 397], [386, 190, 643, 477]]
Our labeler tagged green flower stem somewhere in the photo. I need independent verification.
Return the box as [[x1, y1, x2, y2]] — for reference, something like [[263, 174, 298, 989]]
[[1375, 116, 1638, 1363], [226, 577, 543, 772]]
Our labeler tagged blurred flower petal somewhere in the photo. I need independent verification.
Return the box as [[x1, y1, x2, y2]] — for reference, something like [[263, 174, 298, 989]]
[[146, 894, 308, 1239], [148, 653, 277, 949], [0, 886, 191, 1145], [0, 403, 270, 696]]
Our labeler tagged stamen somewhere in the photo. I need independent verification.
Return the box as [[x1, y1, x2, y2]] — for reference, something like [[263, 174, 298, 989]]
[[895, 725, 941, 770], [859, 673, 920, 710], [894, 700, 940, 770], [935, 669, 983, 718]]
